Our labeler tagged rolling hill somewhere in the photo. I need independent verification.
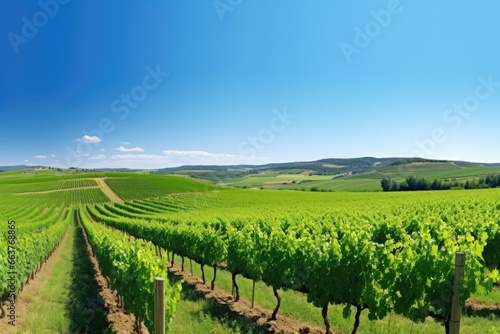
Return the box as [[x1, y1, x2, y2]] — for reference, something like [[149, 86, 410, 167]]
[[154, 157, 500, 192]]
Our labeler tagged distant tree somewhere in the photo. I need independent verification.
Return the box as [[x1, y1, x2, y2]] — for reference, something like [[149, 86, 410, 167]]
[[406, 176, 417, 190], [415, 178, 428, 190], [381, 178, 391, 191], [381, 174, 500, 192], [393, 180, 404, 191], [431, 179, 442, 190]]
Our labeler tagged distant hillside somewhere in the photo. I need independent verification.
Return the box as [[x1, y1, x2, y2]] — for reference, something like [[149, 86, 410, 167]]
[[2, 157, 500, 192], [0, 165, 32, 171], [154, 157, 459, 181], [154, 157, 397, 182], [154, 157, 500, 192], [96, 168, 145, 172]]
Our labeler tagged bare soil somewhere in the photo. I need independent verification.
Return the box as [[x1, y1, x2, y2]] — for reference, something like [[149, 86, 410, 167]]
[[95, 178, 123, 203], [466, 299, 500, 311]]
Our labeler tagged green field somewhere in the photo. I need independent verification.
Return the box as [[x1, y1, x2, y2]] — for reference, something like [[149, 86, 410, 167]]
[[221, 162, 500, 192], [0, 168, 499, 334]]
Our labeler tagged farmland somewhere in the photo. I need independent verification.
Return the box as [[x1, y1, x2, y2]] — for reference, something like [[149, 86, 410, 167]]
[[0, 168, 499, 333], [225, 163, 500, 192], [159, 159, 500, 192]]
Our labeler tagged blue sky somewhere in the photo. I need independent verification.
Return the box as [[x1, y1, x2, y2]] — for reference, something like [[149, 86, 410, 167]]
[[1, 0, 500, 169]]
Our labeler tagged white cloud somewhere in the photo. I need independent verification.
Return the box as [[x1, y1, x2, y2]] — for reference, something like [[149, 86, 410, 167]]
[[84, 150, 264, 169], [33, 155, 47, 159], [23, 160, 30, 163], [110, 154, 165, 163], [162, 150, 242, 163], [116, 146, 145, 153], [89, 154, 106, 160], [51, 154, 57, 158], [77, 135, 101, 144], [100, 149, 106, 152], [121, 141, 131, 145]]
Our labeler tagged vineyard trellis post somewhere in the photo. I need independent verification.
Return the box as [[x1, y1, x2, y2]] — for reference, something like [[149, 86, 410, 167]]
[[154, 277, 166, 334], [251, 280, 256, 309], [450, 252, 465, 334]]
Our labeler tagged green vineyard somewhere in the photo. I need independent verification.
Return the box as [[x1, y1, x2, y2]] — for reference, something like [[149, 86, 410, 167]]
[[1, 169, 499, 333]]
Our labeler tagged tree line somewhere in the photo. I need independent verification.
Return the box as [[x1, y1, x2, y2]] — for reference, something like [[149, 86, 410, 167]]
[[381, 174, 500, 192]]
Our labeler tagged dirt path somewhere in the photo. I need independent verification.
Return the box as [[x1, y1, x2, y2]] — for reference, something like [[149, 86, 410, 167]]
[[95, 178, 123, 203], [465, 299, 500, 318], [168, 265, 328, 334], [0, 225, 71, 333]]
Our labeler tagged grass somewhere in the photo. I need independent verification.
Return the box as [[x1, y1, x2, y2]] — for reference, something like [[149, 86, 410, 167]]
[[169, 277, 268, 334], [67, 215, 111, 333], [14, 215, 111, 334], [166, 254, 269, 333], [169, 255, 500, 334]]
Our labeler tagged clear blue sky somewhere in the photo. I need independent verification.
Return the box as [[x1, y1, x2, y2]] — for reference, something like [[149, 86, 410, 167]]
[[1, 0, 499, 169]]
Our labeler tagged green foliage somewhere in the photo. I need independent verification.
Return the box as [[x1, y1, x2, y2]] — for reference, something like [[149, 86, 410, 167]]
[[87, 189, 500, 334], [79, 209, 182, 333], [1, 170, 500, 333], [104, 174, 218, 200], [0, 207, 70, 297], [381, 174, 500, 192]]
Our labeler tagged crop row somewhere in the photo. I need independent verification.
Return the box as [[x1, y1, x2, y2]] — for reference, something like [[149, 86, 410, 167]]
[[86, 201, 500, 334], [0, 207, 70, 311], [78, 209, 181, 333]]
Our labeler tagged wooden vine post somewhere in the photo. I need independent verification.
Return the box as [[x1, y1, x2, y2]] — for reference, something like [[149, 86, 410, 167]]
[[450, 252, 465, 334], [251, 280, 256, 309], [154, 277, 166, 334]]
